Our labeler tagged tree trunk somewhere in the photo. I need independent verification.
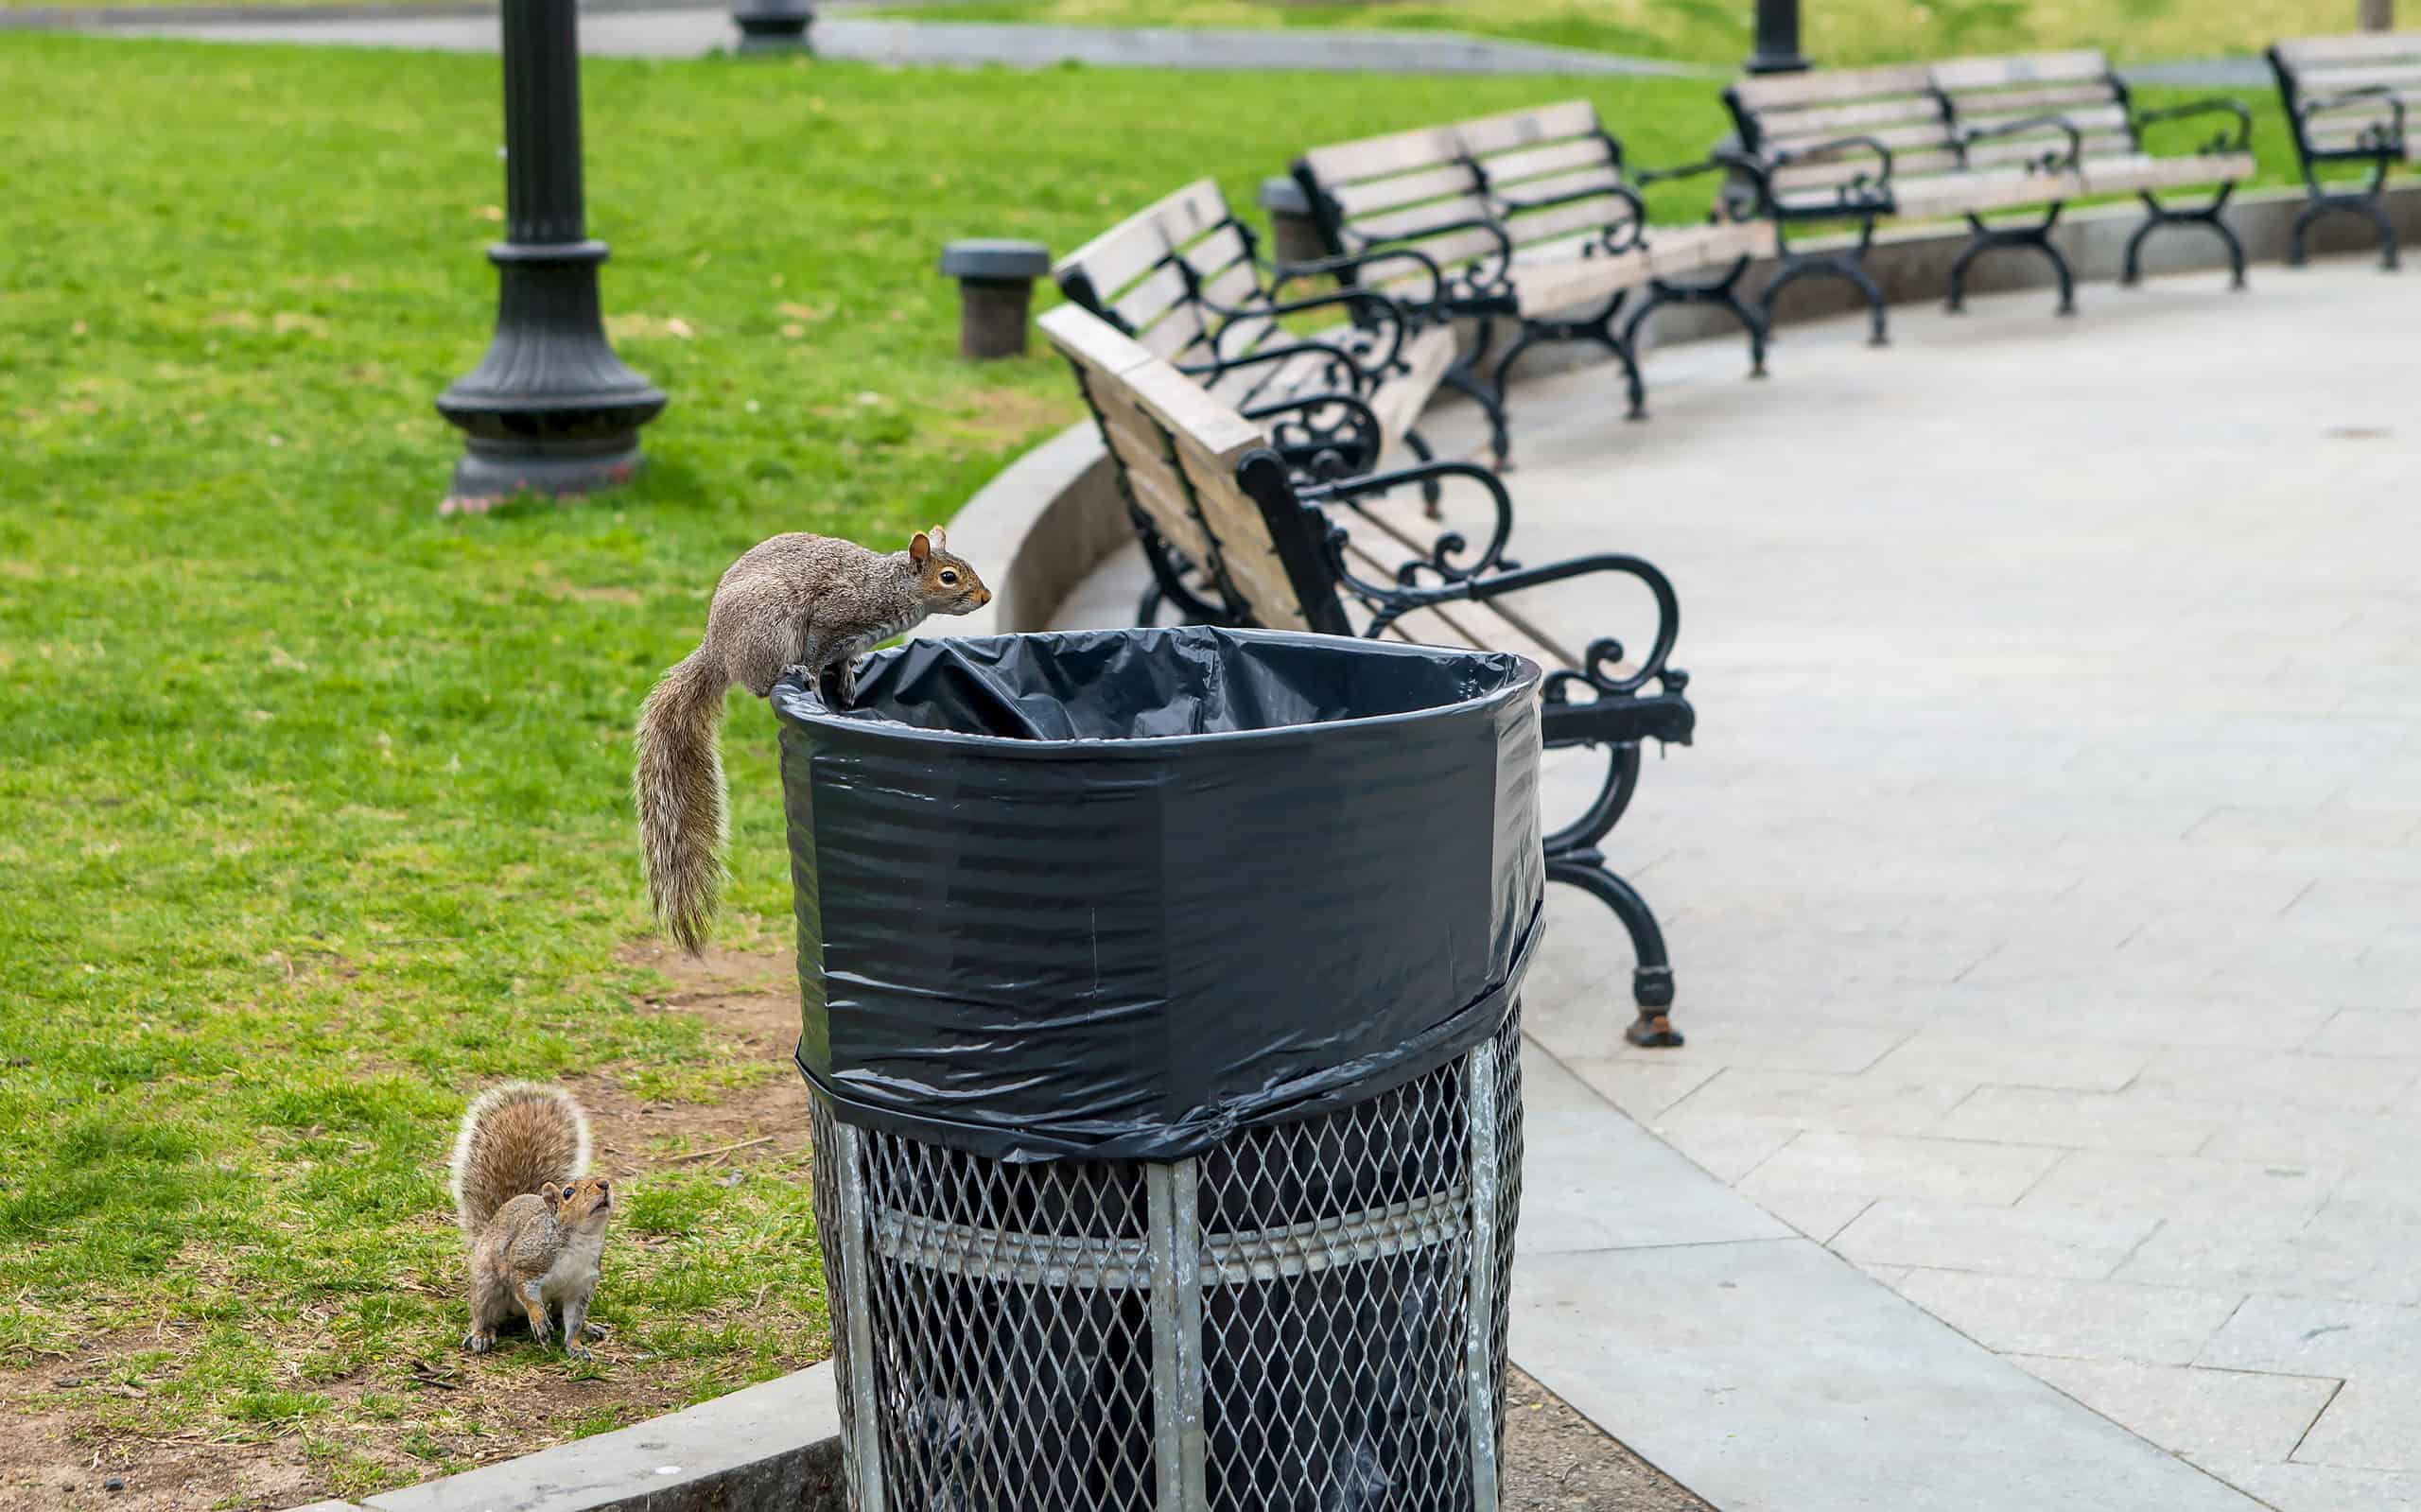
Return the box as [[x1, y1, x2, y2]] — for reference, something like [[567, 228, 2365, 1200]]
[[2360, 0, 2393, 32]]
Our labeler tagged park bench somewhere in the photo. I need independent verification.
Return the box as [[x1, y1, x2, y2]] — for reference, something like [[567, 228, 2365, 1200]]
[[1039, 299, 1698, 1050], [2268, 31, 2419, 269], [1723, 51, 2255, 322], [1290, 101, 1779, 439], [1053, 178, 1470, 496]]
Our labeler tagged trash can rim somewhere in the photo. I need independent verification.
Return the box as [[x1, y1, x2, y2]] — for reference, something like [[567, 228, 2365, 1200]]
[[770, 625, 1542, 758]]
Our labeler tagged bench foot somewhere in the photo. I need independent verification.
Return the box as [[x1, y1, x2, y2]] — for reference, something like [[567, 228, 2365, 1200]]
[[1950, 211, 2076, 317], [1627, 258, 1769, 386], [2124, 188, 2248, 291], [1543, 739, 1681, 1048], [1440, 356, 1514, 471], [2290, 192, 2401, 272], [1495, 304, 1650, 430], [1758, 248, 1890, 348], [1402, 428, 1446, 519]]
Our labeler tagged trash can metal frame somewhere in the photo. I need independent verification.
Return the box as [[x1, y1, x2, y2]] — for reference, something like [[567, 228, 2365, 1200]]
[[810, 1010, 1519, 1512]]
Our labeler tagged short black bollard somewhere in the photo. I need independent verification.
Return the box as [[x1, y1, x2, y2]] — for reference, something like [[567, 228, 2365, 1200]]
[[938, 239, 1051, 360], [1257, 176, 1327, 268], [729, 0, 811, 53]]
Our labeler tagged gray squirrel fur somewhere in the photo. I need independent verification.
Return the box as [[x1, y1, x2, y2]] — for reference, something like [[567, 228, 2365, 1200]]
[[633, 529, 991, 954]]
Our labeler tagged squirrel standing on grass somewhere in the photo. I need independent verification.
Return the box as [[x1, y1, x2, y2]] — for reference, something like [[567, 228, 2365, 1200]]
[[450, 1083, 615, 1362], [633, 529, 991, 954]]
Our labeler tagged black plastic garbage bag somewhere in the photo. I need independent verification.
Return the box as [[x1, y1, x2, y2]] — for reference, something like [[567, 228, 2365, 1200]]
[[772, 624, 1543, 1163]]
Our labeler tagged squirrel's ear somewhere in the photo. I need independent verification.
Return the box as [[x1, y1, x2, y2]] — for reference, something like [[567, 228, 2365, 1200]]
[[909, 530, 931, 565], [930, 526, 949, 552]]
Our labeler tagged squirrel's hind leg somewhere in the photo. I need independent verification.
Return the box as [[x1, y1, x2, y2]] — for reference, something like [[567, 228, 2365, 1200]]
[[463, 1265, 518, 1353]]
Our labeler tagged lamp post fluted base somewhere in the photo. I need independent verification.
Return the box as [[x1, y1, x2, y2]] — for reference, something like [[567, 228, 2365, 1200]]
[[436, 238, 667, 509], [732, 0, 812, 51]]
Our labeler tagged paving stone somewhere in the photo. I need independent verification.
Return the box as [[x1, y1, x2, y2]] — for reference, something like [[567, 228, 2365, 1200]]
[[2010, 1356, 2338, 1462], [2115, 1204, 2421, 1307], [1834, 1198, 2160, 1280], [1647, 1066, 1975, 1135], [2200, 1295, 2421, 1378], [1518, 1047, 1791, 1255], [1736, 1129, 2063, 1206], [1745, 1188, 1875, 1243], [2127, 1053, 2419, 1122], [1561, 1056, 1721, 1120], [2292, 1378, 2421, 1474], [2021, 1150, 2338, 1223], [2314, 1011, 2421, 1060], [1935, 1085, 2224, 1154], [1895, 1270, 2245, 1365], [2191, 1459, 2421, 1512], [1646, 1113, 1800, 1184], [1515, 1241, 2265, 1512], [1863, 1033, 2151, 1092]]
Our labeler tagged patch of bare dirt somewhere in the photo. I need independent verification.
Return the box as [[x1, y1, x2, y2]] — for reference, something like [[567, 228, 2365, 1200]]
[[1504, 1365, 1711, 1511], [948, 386, 1070, 446], [595, 940, 813, 1167]]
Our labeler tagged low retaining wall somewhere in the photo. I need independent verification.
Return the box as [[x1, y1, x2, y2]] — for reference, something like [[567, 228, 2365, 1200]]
[[959, 182, 2421, 634]]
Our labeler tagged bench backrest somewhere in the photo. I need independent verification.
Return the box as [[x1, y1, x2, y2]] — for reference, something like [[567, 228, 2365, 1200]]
[[1725, 64, 1964, 204], [1293, 101, 1639, 283], [2271, 32, 2421, 159], [1927, 51, 2135, 168], [1052, 179, 1280, 371], [1037, 303, 1350, 636], [1726, 52, 2132, 205]]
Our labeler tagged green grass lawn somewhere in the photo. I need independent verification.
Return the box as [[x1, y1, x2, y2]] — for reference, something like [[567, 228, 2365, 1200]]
[[890, 0, 2360, 67]]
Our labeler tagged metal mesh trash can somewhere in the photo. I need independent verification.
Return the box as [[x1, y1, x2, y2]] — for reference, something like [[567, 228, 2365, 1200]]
[[775, 627, 1543, 1512]]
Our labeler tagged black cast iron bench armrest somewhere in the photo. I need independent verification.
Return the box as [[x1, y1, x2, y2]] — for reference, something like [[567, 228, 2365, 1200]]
[[2133, 96, 2254, 155], [1958, 113, 2083, 172], [1300, 459, 1516, 581], [2294, 85, 2408, 152], [1243, 391, 1389, 484], [1638, 151, 1775, 224], [1210, 285, 1415, 374], [1176, 334, 1386, 396], [1541, 687, 1696, 750], [1343, 214, 1520, 310], [1491, 181, 1650, 252], [1768, 132, 1898, 183], [1267, 247, 1447, 309]]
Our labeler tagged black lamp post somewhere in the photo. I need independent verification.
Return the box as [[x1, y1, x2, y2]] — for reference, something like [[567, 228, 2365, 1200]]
[[1746, 0, 1808, 74], [437, 0, 665, 508]]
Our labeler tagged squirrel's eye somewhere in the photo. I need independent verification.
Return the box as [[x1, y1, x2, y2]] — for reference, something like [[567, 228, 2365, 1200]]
[[564, 1187, 575, 1199], [940, 570, 958, 586]]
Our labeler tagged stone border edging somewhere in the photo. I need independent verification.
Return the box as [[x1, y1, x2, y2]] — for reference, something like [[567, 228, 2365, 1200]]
[[287, 1363, 843, 1512]]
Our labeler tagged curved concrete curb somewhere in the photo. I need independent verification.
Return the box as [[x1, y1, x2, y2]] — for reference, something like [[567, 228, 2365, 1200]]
[[288, 1364, 842, 1512]]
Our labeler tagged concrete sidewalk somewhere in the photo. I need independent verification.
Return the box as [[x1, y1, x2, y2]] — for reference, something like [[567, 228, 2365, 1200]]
[[1057, 257, 2421, 1512]]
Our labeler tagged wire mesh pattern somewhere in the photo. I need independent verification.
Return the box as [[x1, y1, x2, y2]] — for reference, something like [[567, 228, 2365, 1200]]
[[810, 1006, 1523, 1512]]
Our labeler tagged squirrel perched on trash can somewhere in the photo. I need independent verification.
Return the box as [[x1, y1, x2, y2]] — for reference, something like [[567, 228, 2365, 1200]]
[[450, 1083, 615, 1361], [634, 529, 992, 955]]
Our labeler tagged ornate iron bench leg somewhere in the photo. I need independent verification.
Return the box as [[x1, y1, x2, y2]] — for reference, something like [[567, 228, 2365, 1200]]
[[1492, 298, 1649, 425], [1760, 250, 1890, 348], [2120, 188, 2247, 291], [1948, 209, 2077, 317], [2290, 192, 2401, 271], [1621, 258, 1769, 379], [1541, 739, 1681, 1048]]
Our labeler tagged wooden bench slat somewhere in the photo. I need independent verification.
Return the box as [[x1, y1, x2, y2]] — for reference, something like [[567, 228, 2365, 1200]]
[[1949, 81, 2125, 115], [1136, 302, 1208, 362], [1772, 148, 1960, 192], [1509, 248, 1655, 315], [2080, 150, 2256, 194], [1299, 124, 1463, 185], [1957, 101, 2128, 134], [1195, 258, 1260, 314], [1965, 130, 2133, 170], [1929, 50, 2110, 91], [1054, 179, 1229, 308], [1348, 192, 1500, 244], [1109, 260, 1190, 333], [2289, 60, 2421, 92], [1497, 164, 1629, 214], [2274, 32, 2421, 66], [1756, 94, 1950, 144], [1457, 100, 1602, 159], [1730, 62, 1933, 111], [1764, 117, 1959, 156], [1328, 161, 1483, 219], [1483, 136, 1617, 190], [1502, 193, 1630, 251]]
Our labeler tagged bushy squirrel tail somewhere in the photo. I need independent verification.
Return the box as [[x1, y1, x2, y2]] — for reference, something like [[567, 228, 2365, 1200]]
[[635, 649, 730, 956], [450, 1083, 591, 1237]]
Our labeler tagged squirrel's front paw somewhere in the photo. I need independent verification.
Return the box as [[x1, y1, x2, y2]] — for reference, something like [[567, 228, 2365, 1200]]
[[463, 1329, 496, 1354], [528, 1316, 553, 1347]]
